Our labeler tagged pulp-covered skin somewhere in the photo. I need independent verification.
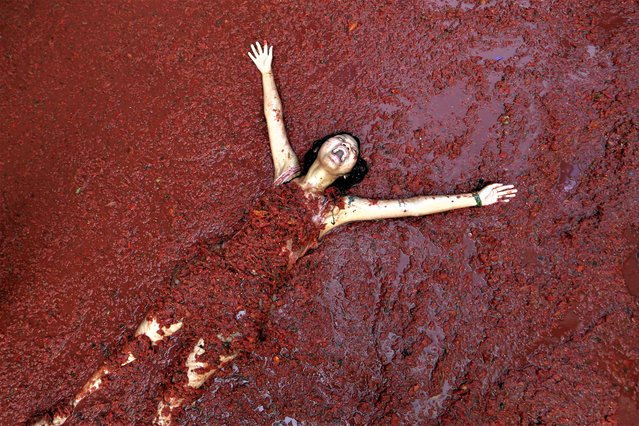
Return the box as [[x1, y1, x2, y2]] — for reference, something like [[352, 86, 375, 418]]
[[53, 182, 325, 423], [1, 0, 638, 424]]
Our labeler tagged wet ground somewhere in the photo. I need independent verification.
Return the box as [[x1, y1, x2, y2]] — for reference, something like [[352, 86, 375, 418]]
[[1, 0, 638, 424]]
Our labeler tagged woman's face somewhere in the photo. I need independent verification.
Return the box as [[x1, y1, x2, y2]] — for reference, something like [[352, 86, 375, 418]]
[[317, 134, 359, 176]]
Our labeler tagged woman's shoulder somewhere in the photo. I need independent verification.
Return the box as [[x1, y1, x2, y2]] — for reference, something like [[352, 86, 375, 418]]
[[273, 164, 302, 186]]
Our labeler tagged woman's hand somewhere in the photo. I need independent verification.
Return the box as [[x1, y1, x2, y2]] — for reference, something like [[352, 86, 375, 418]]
[[248, 41, 273, 74], [477, 183, 517, 206]]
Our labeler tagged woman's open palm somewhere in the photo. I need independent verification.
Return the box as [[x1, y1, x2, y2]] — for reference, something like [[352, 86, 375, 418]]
[[478, 183, 517, 206], [248, 41, 273, 74]]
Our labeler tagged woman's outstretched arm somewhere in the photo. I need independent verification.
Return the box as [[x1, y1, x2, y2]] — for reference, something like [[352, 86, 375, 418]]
[[248, 41, 300, 181], [321, 183, 517, 233]]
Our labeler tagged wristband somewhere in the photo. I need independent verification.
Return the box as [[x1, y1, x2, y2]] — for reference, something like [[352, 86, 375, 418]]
[[473, 192, 482, 207]]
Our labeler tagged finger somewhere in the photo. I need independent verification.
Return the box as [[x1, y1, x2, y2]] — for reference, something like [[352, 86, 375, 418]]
[[248, 51, 255, 61], [251, 44, 259, 58], [264, 41, 268, 52], [497, 188, 517, 195], [256, 41, 263, 54], [269, 45, 273, 57]]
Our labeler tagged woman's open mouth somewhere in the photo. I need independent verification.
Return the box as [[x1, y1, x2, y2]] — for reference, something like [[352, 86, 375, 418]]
[[331, 146, 347, 163]]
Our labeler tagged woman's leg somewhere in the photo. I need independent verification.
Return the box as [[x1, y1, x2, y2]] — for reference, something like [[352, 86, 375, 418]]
[[152, 286, 270, 424], [34, 246, 270, 425], [153, 334, 240, 425], [32, 313, 184, 426]]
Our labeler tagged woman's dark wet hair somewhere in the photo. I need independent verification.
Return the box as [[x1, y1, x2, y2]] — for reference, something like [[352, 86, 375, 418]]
[[301, 132, 369, 193]]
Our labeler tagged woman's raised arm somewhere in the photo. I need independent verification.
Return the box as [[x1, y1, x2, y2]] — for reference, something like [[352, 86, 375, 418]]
[[248, 41, 300, 182], [321, 183, 517, 235]]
